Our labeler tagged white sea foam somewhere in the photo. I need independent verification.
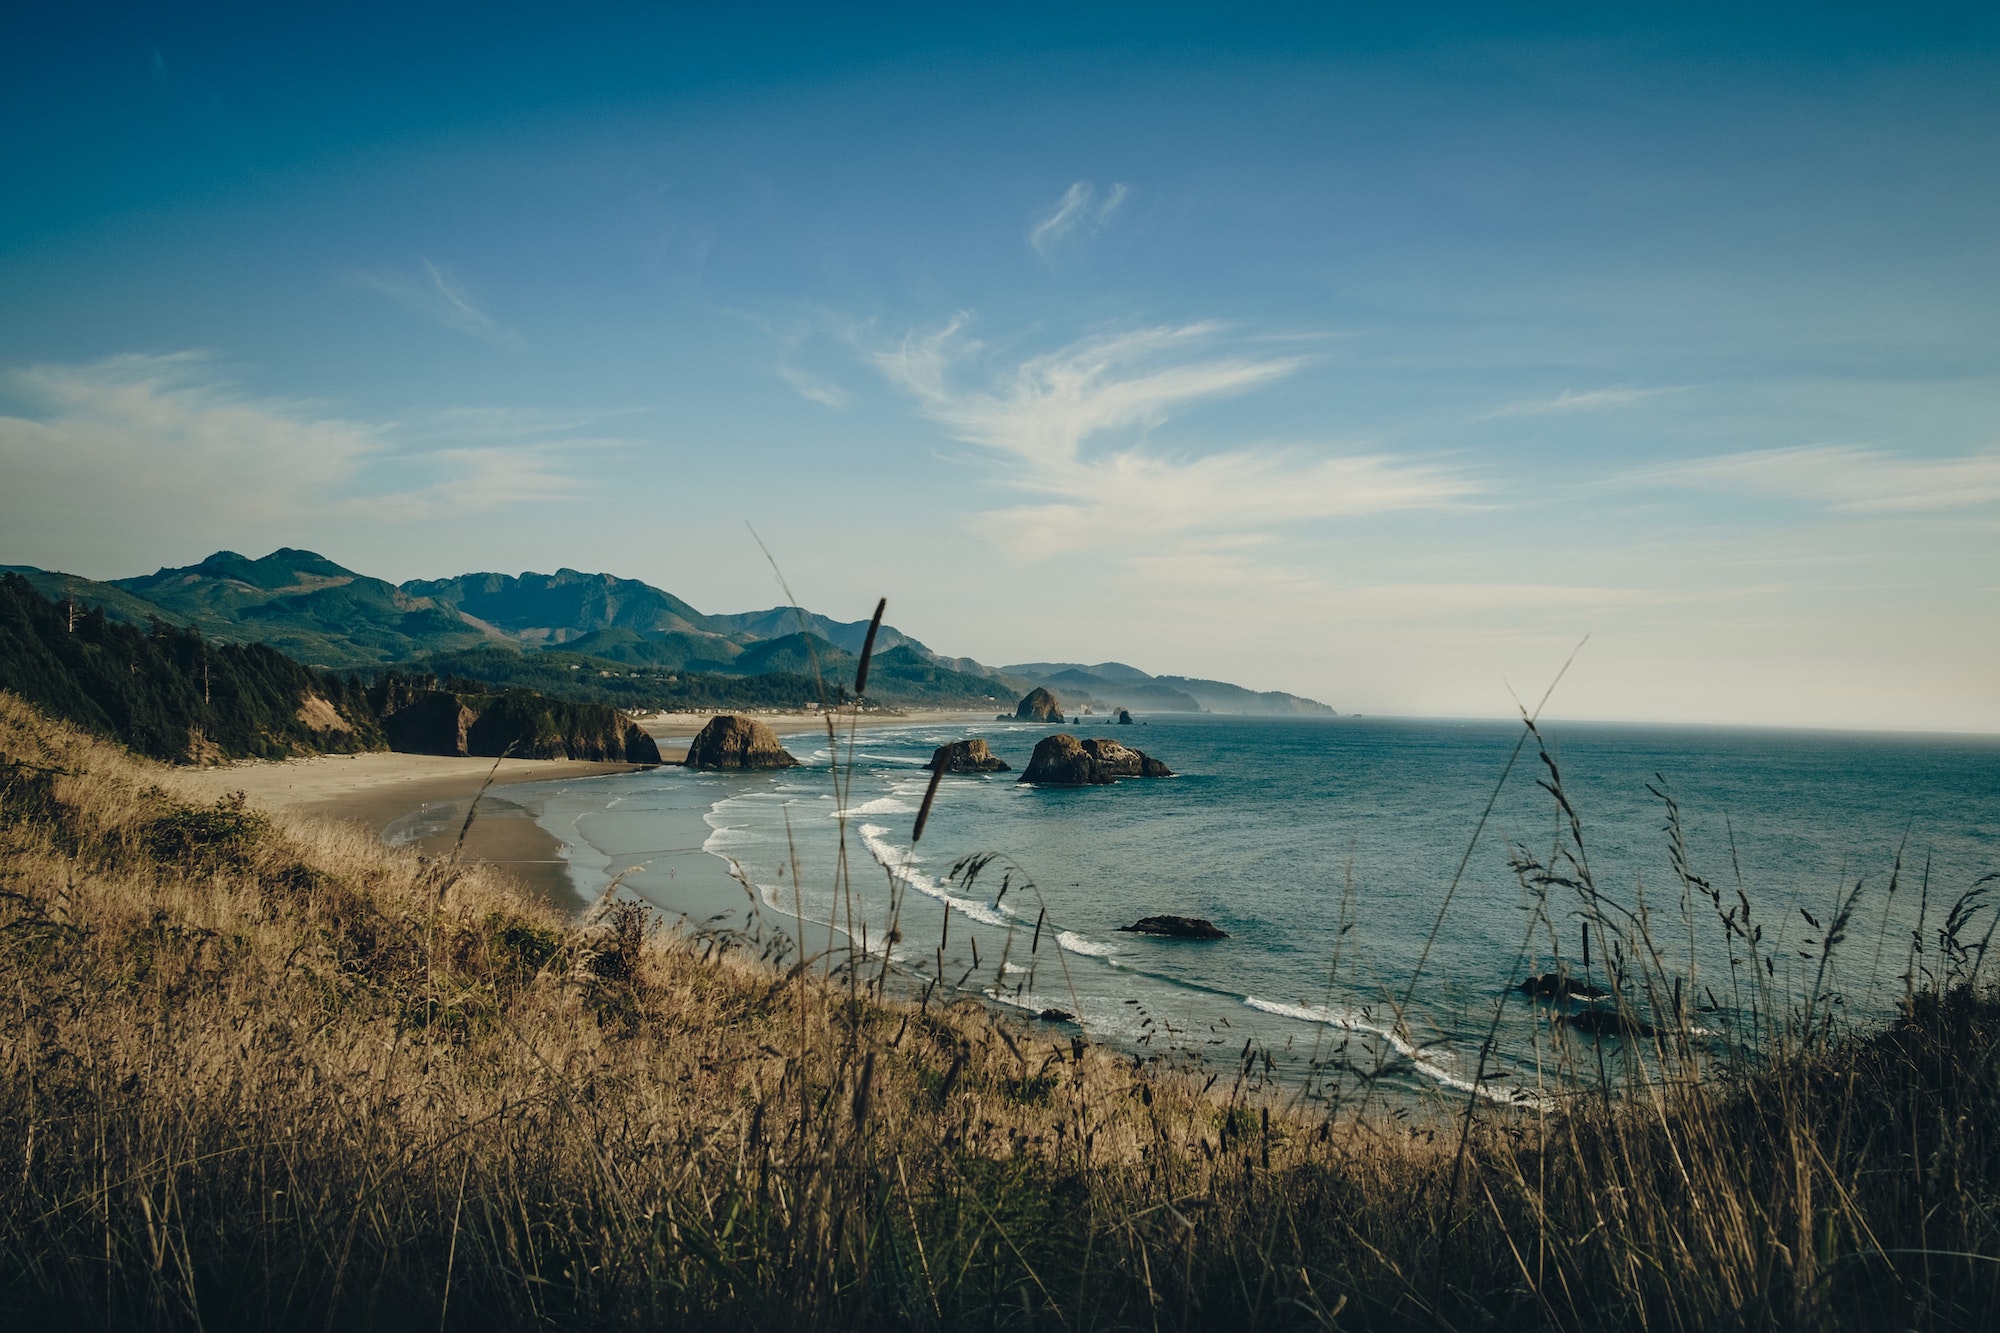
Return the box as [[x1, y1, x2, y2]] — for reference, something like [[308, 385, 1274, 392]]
[[1056, 931, 1117, 958], [836, 796, 917, 817], [1241, 997, 1539, 1105]]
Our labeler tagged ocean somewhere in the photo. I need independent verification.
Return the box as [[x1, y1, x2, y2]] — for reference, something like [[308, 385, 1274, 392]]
[[509, 714, 1999, 1105]]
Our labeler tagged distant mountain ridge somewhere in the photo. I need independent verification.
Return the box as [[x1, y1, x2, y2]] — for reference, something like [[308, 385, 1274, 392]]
[[1000, 662, 1334, 717], [5, 550, 1334, 714]]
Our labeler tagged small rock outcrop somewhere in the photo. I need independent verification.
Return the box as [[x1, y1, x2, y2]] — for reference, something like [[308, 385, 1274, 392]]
[[1014, 687, 1065, 723], [684, 715, 799, 770], [925, 739, 1011, 773], [1518, 971, 1608, 1001], [1117, 915, 1229, 940], [1116, 709, 1133, 725], [1037, 1008, 1075, 1022]]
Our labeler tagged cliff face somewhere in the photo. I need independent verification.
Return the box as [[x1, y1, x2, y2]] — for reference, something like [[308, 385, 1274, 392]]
[[377, 687, 660, 763], [683, 715, 798, 770], [379, 692, 476, 756]]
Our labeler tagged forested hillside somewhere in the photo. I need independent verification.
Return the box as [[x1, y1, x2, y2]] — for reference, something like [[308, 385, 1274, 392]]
[[0, 577, 657, 764], [0, 573, 381, 761]]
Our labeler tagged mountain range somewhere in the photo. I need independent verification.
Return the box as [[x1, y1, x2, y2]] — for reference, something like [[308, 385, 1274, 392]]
[[3, 549, 1333, 715]]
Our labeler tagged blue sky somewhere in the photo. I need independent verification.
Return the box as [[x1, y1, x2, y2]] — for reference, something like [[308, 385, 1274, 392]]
[[3, 4, 1997, 729]]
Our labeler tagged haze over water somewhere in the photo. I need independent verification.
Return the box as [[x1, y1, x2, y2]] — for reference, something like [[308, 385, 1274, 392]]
[[534, 715, 2000, 1103]]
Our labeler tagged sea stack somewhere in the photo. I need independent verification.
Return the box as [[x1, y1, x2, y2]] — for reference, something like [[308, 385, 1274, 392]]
[[683, 715, 799, 770], [1013, 687, 1065, 723], [925, 739, 1012, 773], [1116, 709, 1133, 725], [1019, 733, 1112, 785]]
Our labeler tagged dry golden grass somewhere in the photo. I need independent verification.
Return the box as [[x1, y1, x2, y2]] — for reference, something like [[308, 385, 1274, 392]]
[[1, 690, 1995, 1331]]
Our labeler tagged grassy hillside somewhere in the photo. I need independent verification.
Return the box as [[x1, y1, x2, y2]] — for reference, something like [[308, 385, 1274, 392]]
[[0, 692, 1994, 1329]]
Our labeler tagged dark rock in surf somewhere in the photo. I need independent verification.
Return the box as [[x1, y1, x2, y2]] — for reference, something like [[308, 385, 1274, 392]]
[[1038, 1008, 1075, 1022], [683, 715, 799, 770], [1116, 915, 1229, 940], [1014, 687, 1065, 723], [1517, 971, 1608, 1001], [1019, 734, 1173, 785], [1560, 1007, 1658, 1039], [1116, 709, 1133, 724], [925, 738, 1011, 773]]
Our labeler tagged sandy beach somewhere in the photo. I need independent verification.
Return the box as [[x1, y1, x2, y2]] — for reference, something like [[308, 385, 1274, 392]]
[[156, 709, 998, 911], [158, 753, 650, 909]]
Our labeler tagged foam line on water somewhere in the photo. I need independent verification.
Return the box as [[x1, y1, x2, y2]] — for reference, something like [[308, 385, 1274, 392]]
[[1242, 997, 1536, 1105], [857, 822, 1013, 927]]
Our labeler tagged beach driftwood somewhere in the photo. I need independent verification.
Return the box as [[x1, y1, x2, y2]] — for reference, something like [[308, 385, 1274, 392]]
[[683, 715, 798, 770], [1117, 915, 1229, 940], [924, 739, 1011, 773]]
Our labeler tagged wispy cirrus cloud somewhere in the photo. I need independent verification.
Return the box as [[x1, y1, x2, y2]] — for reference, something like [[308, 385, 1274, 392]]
[[873, 319, 1475, 553], [1028, 180, 1128, 259], [777, 363, 849, 409], [0, 353, 583, 564], [348, 259, 519, 346], [1633, 443, 2000, 512], [1478, 386, 1676, 420]]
